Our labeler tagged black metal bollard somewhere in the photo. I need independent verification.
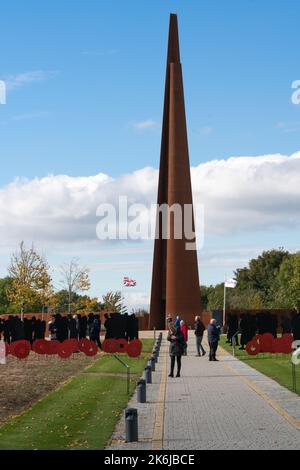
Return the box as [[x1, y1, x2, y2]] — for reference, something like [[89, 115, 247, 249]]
[[149, 357, 156, 372], [137, 379, 147, 403], [144, 365, 152, 384], [153, 348, 159, 360], [125, 408, 138, 442]]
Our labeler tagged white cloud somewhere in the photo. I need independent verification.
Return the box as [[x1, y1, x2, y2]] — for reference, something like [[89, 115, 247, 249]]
[[4, 70, 58, 91], [92, 261, 150, 272], [192, 151, 300, 234], [1, 152, 300, 247], [133, 119, 158, 130], [123, 291, 150, 310], [0, 168, 156, 245]]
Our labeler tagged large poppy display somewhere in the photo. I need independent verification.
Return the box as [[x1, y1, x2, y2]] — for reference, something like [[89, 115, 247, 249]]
[[4, 338, 143, 359], [246, 333, 293, 356], [10, 340, 31, 359], [101, 339, 143, 357]]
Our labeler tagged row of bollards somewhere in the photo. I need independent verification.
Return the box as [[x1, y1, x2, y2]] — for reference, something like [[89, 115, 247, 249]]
[[125, 332, 163, 442]]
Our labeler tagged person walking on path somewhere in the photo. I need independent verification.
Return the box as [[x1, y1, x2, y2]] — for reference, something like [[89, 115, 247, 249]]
[[194, 316, 206, 357], [167, 323, 185, 378], [207, 319, 220, 362], [180, 320, 188, 356]]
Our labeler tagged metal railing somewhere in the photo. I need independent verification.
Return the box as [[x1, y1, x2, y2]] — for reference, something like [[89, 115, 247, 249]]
[[113, 353, 131, 395]]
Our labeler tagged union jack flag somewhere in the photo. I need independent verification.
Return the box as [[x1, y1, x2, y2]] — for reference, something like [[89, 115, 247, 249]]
[[123, 277, 137, 287]]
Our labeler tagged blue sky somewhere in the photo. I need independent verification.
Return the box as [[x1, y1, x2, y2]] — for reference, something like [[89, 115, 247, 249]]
[[1, 0, 300, 309]]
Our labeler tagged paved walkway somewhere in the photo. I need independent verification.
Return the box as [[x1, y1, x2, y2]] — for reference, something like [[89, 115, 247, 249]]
[[108, 334, 300, 450]]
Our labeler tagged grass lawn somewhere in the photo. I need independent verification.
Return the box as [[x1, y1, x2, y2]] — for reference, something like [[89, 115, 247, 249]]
[[0, 339, 154, 450], [220, 336, 300, 396]]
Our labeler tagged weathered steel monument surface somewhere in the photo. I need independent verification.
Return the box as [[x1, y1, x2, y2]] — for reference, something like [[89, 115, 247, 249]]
[[149, 14, 202, 329]]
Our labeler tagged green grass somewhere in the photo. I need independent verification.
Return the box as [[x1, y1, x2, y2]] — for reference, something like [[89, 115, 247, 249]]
[[0, 339, 154, 450], [220, 336, 300, 396]]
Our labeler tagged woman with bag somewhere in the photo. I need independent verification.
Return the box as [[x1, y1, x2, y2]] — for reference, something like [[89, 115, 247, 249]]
[[167, 322, 186, 378]]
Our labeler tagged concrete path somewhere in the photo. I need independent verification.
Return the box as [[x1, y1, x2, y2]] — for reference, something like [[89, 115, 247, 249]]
[[107, 334, 300, 451]]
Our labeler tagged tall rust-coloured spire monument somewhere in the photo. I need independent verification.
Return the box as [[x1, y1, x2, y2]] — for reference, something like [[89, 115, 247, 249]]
[[149, 14, 202, 330]]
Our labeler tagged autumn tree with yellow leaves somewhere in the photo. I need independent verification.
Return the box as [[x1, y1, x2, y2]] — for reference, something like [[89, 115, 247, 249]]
[[7, 242, 52, 319], [59, 258, 91, 315]]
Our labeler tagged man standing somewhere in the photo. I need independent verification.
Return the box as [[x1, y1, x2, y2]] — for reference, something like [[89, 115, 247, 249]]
[[207, 319, 220, 362], [194, 316, 206, 357]]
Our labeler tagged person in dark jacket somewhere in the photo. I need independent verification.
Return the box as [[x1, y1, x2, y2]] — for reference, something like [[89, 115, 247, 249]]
[[167, 323, 185, 378], [270, 314, 278, 339], [292, 312, 300, 341], [239, 314, 248, 350], [227, 314, 239, 346], [24, 318, 33, 343], [4, 316, 12, 343], [68, 314, 78, 339], [207, 319, 220, 362], [281, 315, 292, 334], [78, 315, 87, 339], [104, 313, 113, 339], [12, 316, 25, 341], [55, 314, 64, 343], [127, 314, 139, 341], [194, 316, 206, 357], [89, 314, 102, 350]]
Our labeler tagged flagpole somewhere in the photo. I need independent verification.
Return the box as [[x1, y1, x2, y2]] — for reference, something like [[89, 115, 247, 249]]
[[121, 278, 125, 314]]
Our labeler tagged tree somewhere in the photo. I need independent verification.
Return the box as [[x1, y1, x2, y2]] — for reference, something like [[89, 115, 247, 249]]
[[76, 295, 100, 315], [0, 277, 16, 314], [50, 290, 99, 315], [102, 291, 127, 314], [200, 286, 210, 311], [48, 289, 77, 314], [274, 253, 300, 311], [7, 242, 52, 319], [59, 259, 91, 314], [228, 288, 263, 310], [206, 284, 224, 311], [235, 248, 290, 307]]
